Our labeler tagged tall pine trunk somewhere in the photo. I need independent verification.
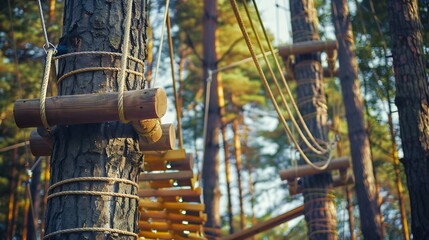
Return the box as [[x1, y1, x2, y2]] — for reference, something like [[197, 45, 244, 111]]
[[6, 148, 17, 239], [202, 0, 221, 235], [27, 159, 41, 240], [331, 0, 383, 239], [44, 1, 147, 239], [290, 1, 337, 239], [232, 118, 245, 230], [388, 0, 429, 238]]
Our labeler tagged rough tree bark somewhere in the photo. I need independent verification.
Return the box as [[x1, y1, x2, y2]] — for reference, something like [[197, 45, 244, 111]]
[[290, 0, 337, 239], [388, 0, 429, 238], [331, 0, 383, 239], [44, 1, 147, 239], [202, 0, 221, 235]]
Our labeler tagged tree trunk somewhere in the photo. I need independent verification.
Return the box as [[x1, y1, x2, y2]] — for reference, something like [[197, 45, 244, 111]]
[[290, 1, 337, 239], [331, 0, 383, 239], [40, 157, 50, 239], [44, 1, 147, 239], [388, 0, 429, 238], [232, 118, 246, 230], [6, 148, 17, 239], [218, 81, 235, 234], [27, 158, 42, 240], [202, 0, 221, 235]]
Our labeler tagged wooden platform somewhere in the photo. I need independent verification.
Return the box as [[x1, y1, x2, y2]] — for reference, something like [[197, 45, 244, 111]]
[[138, 149, 206, 239]]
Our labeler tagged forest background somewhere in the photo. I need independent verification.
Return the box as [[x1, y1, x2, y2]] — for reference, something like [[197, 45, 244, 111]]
[[0, 0, 428, 239]]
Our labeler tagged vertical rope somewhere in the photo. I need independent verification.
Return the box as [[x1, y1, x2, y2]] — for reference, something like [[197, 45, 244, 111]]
[[40, 48, 56, 132], [152, 0, 171, 87], [117, 0, 134, 123]]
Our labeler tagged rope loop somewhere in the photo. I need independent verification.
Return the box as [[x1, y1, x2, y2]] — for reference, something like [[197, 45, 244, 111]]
[[40, 48, 57, 134], [43, 227, 138, 239]]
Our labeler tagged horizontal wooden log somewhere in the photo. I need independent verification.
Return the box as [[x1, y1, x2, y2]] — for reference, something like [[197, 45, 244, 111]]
[[140, 211, 206, 223], [279, 157, 350, 180], [162, 195, 201, 204], [224, 205, 304, 240], [29, 130, 53, 157], [139, 200, 205, 212], [139, 231, 172, 239], [278, 40, 338, 56], [149, 178, 194, 189], [14, 88, 167, 128], [138, 188, 202, 198], [29, 124, 175, 156], [144, 151, 193, 171], [139, 123, 175, 151], [291, 173, 355, 195], [139, 171, 194, 182], [138, 221, 203, 232], [132, 119, 162, 144]]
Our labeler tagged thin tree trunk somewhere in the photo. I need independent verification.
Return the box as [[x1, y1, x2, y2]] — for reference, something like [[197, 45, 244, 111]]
[[12, 175, 22, 237], [202, 0, 221, 235], [22, 178, 30, 240], [27, 158, 41, 240], [40, 157, 50, 239], [6, 148, 17, 239], [388, 0, 429, 238], [331, 0, 383, 239], [218, 81, 235, 234], [44, 1, 147, 239], [232, 118, 245, 230], [243, 125, 257, 238], [290, 1, 337, 239]]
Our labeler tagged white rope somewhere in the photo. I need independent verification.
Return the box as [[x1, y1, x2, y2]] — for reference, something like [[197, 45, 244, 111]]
[[152, 0, 171, 87]]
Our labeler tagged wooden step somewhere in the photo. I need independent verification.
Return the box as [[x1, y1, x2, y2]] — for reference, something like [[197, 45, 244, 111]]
[[148, 178, 195, 189], [140, 211, 206, 224], [138, 221, 203, 232], [139, 171, 194, 182], [139, 230, 172, 239], [144, 151, 193, 171], [138, 187, 201, 198], [139, 200, 205, 212]]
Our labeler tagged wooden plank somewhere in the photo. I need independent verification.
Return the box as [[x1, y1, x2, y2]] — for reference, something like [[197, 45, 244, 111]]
[[139, 171, 194, 181], [138, 221, 203, 232], [140, 211, 206, 224], [14, 88, 167, 128], [279, 157, 350, 180], [278, 40, 338, 56], [148, 177, 194, 189], [224, 205, 304, 240], [293, 173, 355, 195], [139, 200, 205, 212], [139, 230, 172, 239], [138, 187, 202, 198], [144, 149, 187, 162]]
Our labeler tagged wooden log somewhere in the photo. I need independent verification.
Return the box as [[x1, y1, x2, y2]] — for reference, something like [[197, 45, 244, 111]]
[[14, 88, 167, 128], [293, 173, 355, 195], [139, 123, 175, 151], [29, 124, 175, 156], [132, 119, 162, 144], [138, 221, 203, 232], [144, 151, 193, 171], [163, 195, 201, 204], [278, 40, 338, 56], [223, 205, 304, 240], [139, 171, 194, 182], [279, 157, 350, 180], [149, 178, 194, 189], [29, 130, 53, 156], [138, 188, 202, 198]]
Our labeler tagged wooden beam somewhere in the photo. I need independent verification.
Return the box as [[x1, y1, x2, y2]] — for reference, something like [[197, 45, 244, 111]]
[[139, 200, 205, 212], [148, 178, 194, 189], [14, 88, 167, 128], [29, 124, 175, 156], [132, 119, 163, 144], [293, 173, 355, 195], [140, 211, 207, 223], [139, 123, 175, 151], [279, 157, 350, 180], [139, 171, 194, 182], [144, 152, 193, 171], [224, 205, 304, 240], [139, 230, 172, 239], [278, 40, 338, 56], [138, 187, 201, 198], [138, 221, 203, 232]]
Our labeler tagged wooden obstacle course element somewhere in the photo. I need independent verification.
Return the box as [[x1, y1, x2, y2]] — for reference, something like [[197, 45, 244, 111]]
[[279, 157, 350, 181], [138, 230, 172, 239], [138, 187, 202, 198], [139, 171, 194, 182], [14, 88, 167, 128], [29, 124, 175, 156], [133, 118, 163, 144], [140, 211, 207, 224], [224, 205, 304, 240], [294, 173, 355, 195], [143, 151, 193, 171], [139, 123, 175, 151], [138, 221, 203, 232], [278, 40, 338, 56], [139, 200, 205, 212]]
